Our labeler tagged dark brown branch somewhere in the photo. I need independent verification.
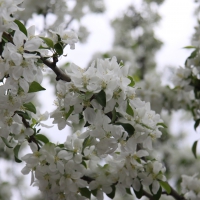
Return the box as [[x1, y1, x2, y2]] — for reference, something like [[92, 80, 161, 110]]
[[14, 112, 40, 150], [41, 57, 71, 82], [167, 186, 186, 200], [81, 175, 94, 183], [143, 190, 154, 200], [21, 116, 31, 128], [2, 32, 13, 43], [28, 135, 40, 151]]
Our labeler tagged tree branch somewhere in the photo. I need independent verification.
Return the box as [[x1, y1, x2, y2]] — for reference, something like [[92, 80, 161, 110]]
[[143, 190, 154, 200], [14, 112, 41, 150], [41, 57, 71, 82], [2, 32, 13, 43], [167, 186, 186, 200]]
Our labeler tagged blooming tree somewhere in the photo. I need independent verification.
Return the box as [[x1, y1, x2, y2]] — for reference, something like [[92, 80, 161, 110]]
[[0, 1, 200, 200]]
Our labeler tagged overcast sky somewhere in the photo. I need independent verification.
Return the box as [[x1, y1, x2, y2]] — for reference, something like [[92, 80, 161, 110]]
[[66, 0, 196, 70]]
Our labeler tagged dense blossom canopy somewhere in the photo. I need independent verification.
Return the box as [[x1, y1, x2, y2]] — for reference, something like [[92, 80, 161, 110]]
[[0, 0, 200, 200]]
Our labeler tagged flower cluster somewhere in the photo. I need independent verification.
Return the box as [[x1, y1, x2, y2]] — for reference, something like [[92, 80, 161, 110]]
[[0, 0, 79, 148], [42, 57, 166, 199], [181, 174, 200, 200], [0, 1, 194, 200], [0, 0, 24, 39]]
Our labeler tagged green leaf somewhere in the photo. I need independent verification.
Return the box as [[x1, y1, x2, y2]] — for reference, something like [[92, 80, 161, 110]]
[[192, 140, 198, 159], [115, 122, 135, 136], [40, 37, 54, 48], [157, 123, 167, 128], [183, 46, 196, 49], [91, 189, 98, 196], [15, 111, 30, 120], [106, 185, 116, 199], [128, 76, 135, 87], [14, 20, 27, 36], [102, 53, 110, 58], [23, 102, 36, 114], [57, 144, 65, 148], [133, 184, 143, 199], [1, 137, 13, 148], [65, 106, 74, 120], [149, 185, 162, 200], [35, 134, 49, 144], [111, 108, 117, 123], [54, 42, 63, 55], [81, 160, 87, 168], [188, 49, 198, 59], [126, 188, 132, 195], [79, 187, 91, 199], [126, 101, 134, 116], [194, 119, 200, 130], [94, 90, 106, 107], [159, 181, 171, 194], [119, 60, 124, 66], [14, 144, 22, 163], [82, 136, 92, 151], [28, 81, 46, 93]]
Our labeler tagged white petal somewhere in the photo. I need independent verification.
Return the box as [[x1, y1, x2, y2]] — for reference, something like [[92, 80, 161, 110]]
[[19, 78, 29, 93], [21, 166, 31, 175], [74, 154, 82, 164], [137, 150, 149, 158], [84, 107, 96, 124], [58, 150, 73, 160], [29, 142, 38, 152], [132, 178, 141, 191], [152, 180, 160, 194]]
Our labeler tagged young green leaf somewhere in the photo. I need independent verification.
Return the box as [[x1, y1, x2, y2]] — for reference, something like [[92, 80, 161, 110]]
[[14, 20, 27, 36], [183, 46, 196, 49], [65, 106, 74, 120], [15, 111, 30, 120], [54, 42, 63, 55], [157, 123, 168, 128], [81, 160, 87, 168], [14, 144, 22, 163], [94, 90, 106, 107], [57, 144, 65, 148], [192, 140, 198, 159], [23, 102, 36, 114], [188, 49, 198, 59], [82, 136, 92, 151], [1, 137, 13, 148], [28, 81, 46, 93], [128, 76, 135, 87], [159, 181, 171, 194], [40, 37, 54, 48], [194, 119, 200, 130], [115, 122, 135, 136], [126, 101, 134, 116], [79, 188, 91, 199], [126, 188, 132, 195], [35, 134, 49, 144], [111, 108, 117, 123]]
